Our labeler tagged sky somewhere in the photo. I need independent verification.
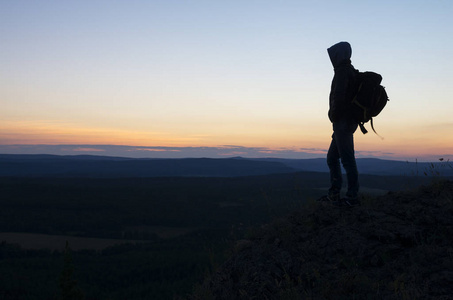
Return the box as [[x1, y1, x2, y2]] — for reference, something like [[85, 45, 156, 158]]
[[1, 0, 453, 161]]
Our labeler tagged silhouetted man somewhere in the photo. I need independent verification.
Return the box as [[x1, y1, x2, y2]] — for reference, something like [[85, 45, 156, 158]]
[[319, 41, 360, 207]]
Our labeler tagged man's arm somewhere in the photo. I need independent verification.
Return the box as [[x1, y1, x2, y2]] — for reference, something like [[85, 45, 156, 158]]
[[329, 66, 350, 123]]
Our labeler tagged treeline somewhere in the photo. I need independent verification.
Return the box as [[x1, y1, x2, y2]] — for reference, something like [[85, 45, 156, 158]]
[[0, 174, 329, 239], [0, 172, 430, 299], [1, 236, 228, 300], [1, 173, 324, 299]]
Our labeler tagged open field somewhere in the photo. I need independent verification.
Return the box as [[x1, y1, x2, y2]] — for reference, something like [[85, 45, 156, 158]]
[[0, 232, 146, 251], [0, 172, 433, 299], [122, 225, 199, 239]]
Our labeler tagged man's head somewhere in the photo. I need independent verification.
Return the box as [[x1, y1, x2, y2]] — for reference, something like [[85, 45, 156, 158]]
[[327, 41, 352, 68]]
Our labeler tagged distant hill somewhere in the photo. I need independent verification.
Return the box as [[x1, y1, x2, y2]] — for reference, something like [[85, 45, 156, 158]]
[[191, 180, 453, 299], [0, 154, 452, 178], [254, 157, 453, 176], [0, 154, 294, 177]]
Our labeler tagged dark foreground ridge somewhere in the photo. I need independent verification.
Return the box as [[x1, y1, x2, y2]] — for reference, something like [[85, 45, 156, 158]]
[[191, 181, 453, 300]]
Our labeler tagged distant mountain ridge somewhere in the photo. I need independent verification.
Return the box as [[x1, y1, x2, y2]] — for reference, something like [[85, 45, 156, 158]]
[[0, 154, 452, 178], [254, 157, 453, 176], [0, 154, 293, 177]]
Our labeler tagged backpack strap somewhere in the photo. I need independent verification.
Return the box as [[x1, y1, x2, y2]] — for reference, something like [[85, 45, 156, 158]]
[[359, 119, 384, 139], [359, 123, 368, 134], [351, 82, 368, 122], [370, 118, 384, 140]]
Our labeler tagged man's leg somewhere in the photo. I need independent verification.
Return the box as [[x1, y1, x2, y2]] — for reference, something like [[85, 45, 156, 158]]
[[332, 121, 359, 198], [327, 134, 342, 197]]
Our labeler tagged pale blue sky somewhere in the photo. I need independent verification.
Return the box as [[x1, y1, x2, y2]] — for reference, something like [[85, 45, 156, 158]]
[[1, 0, 453, 160]]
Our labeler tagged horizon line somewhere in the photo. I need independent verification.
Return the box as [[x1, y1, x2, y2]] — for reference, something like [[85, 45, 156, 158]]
[[0, 144, 451, 162]]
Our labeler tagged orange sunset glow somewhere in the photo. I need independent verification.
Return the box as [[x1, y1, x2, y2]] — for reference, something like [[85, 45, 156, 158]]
[[1, 1, 452, 161]]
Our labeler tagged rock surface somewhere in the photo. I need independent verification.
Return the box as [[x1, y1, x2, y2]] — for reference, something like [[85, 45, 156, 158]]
[[192, 181, 453, 300]]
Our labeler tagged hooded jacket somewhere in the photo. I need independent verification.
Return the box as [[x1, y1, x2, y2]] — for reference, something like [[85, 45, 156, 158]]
[[327, 42, 357, 123]]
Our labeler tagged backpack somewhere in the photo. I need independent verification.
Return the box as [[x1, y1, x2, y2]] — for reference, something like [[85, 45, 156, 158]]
[[351, 71, 389, 136]]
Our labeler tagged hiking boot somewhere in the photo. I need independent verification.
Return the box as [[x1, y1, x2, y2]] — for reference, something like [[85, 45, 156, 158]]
[[317, 192, 340, 202], [332, 196, 361, 208]]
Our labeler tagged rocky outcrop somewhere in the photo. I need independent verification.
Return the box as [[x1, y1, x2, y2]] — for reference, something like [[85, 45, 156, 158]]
[[193, 181, 453, 299]]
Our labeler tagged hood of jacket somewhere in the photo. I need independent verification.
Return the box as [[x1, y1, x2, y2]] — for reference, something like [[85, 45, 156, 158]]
[[327, 41, 352, 69]]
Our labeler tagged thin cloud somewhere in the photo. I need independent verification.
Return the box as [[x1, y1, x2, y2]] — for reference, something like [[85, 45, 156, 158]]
[[71, 147, 105, 152], [133, 148, 181, 152]]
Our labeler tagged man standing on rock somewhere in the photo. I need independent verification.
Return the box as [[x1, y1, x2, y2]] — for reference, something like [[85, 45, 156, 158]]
[[318, 41, 360, 207]]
